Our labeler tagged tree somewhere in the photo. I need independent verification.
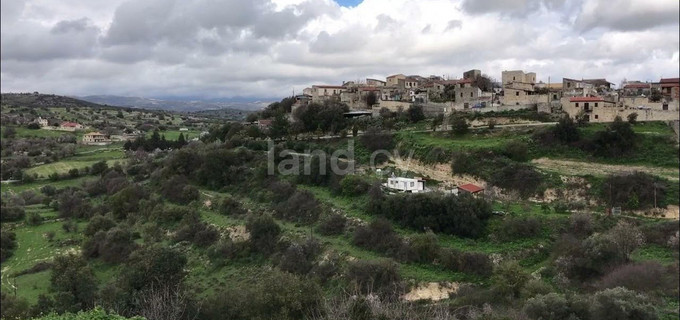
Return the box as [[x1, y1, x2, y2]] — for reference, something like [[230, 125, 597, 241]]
[[364, 91, 378, 107], [121, 245, 187, 291], [246, 215, 281, 255], [49, 254, 98, 313], [591, 116, 636, 157], [472, 75, 493, 92], [1, 230, 17, 262], [627, 112, 638, 125], [431, 114, 444, 132], [553, 116, 580, 143], [649, 89, 663, 102], [450, 115, 469, 135], [406, 105, 425, 123], [590, 287, 657, 320], [269, 112, 290, 138], [492, 260, 530, 299]]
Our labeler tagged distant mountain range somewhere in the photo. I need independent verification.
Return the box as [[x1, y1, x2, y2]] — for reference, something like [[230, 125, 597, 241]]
[[78, 95, 271, 112]]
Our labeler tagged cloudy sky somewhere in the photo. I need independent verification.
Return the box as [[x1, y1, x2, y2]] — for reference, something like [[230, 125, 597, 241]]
[[1, 0, 678, 100]]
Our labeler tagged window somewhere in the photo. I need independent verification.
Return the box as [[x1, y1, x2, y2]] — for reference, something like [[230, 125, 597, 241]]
[[595, 103, 598, 107], [410, 182, 414, 187], [470, 92, 473, 97], [460, 92, 463, 97], [575, 103, 579, 107], [513, 76, 516, 80], [515, 91, 519, 96], [584, 103, 589, 108], [595, 115, 599, 119]]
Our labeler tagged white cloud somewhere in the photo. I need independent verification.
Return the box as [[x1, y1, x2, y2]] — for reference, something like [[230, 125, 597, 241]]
[[1, 0, 678, 99]]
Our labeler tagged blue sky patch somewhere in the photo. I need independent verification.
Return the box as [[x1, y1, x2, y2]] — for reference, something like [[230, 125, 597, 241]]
[[333, 0, 363, 7]]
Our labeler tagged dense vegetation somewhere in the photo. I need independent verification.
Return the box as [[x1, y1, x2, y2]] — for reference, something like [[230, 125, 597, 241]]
[[1, 97, 678, 320]]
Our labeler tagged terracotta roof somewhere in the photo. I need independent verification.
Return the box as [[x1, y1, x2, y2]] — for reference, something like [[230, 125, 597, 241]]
[[659, 78, 679, 83], [458, 183, 484, 193], [569, 96, 605, 102], [61, 122, 80, 127]]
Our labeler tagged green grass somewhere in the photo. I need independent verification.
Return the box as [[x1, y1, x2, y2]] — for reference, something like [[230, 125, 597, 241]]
[[631, 244, 677, 265], [25, 159, 123, 179], [1, 218, 87, 303], [1, 176, 96, 194], [13, 127, 79, 139], [148, 129, 201, 141]]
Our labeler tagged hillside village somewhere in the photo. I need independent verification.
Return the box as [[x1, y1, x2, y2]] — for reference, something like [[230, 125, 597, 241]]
[[296, 70, 679, 123]]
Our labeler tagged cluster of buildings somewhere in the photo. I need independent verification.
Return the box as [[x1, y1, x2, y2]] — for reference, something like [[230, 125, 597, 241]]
[[385, 175, 485, 197], [292, 70, 679, 123]]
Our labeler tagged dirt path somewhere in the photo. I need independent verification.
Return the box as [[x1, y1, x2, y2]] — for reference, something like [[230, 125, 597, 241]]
[[532, 158, 679, 181], [386, 157, 486, 189]]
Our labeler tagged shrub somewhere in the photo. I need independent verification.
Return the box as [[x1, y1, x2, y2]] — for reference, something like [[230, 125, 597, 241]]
[[84, 215, 116, 237], [1, 230, 17, 262], [207, 238, 250, 264], [56, 189, 92, 219], [373, 192, 492, 238], [491, 261, 530, 299], [172, 213, 219, 247], [1, 206, 25, 222], [490, 162, 543, 198], [246, 215, 281, 255], [339, 175, 372, 197], [346, 259, 401, 294], [274, 190, 322, 224], [569, 213, 594, 238], [503, 140, 529, 162], [200, 269, 323, 320], [316, 213, 347, 236], [524, 292, 590, 320], [120, 245, 187, 292], [598, 261, 676, 294], [161, 175, 199, 205], [352, 218, 410, 261], [406, 105, 425, 123], [450, 116, 469, 135], [49, 254, 98, 313], [26, 211, 43, 226], [601, 172, 667, 210], [439, 249, 493, 276], [407, 232, 440, 264], [495, 216, 541, 241], [590, 116, 636, 157], [277, 238, 322, 275], [217, 196, 246, 215], [590, 287, 657, 320]]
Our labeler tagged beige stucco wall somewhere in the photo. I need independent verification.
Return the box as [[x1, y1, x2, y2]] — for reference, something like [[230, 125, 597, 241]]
[[502, 90, 549, 105]]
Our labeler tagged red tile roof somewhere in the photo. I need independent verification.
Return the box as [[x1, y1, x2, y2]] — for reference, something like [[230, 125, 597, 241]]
[[659, 78, 679, 83], [458, 183, 484, 193], [569, 96, 605, 102], [61, 122, 80, 127]]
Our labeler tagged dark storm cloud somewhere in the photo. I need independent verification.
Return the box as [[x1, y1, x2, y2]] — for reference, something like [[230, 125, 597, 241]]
[[574, 0, 680, 32]]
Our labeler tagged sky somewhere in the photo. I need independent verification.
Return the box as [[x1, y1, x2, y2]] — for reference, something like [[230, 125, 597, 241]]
[[1, 0, 678, 100]]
